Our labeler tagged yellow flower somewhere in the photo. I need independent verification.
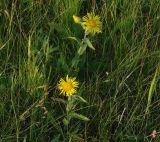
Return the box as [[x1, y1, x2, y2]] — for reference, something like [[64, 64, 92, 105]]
[[57, 75, 79, 96], [73, 15, 81, 24], [82, 12, 102, 35]]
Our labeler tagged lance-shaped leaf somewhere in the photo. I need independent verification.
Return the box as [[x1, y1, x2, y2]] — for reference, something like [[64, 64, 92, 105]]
[[84, 38, 95, 50], [69, 112, 90, 121], [78, 43, 87, 55], [72, 95, 87, 103], [71, 55, 80, 68], [67, 36, 81, 45]]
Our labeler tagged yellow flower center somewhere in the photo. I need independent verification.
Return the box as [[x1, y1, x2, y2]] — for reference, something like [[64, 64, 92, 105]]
[[87, 20, 97, 28], [63, 82, 73, 91]]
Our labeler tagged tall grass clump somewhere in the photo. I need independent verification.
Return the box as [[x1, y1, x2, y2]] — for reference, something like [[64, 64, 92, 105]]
[[0, 0, 160, 142]]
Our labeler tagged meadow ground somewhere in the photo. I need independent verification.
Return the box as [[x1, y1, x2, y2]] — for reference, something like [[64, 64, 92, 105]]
[[0, 0, 160, 142]]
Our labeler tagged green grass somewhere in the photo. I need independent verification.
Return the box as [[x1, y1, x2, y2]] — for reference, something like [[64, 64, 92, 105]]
[[0, 0, 160, 141]]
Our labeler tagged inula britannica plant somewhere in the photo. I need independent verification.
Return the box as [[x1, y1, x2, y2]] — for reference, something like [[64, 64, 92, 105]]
[[71, 12, 102, 68], [56, 12, 102, 140]]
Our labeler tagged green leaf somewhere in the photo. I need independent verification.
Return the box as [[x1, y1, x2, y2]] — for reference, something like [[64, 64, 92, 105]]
[[63, 118, 70, 126], [71, 55, 80, 68], [70, 112, 90, 121], [73, 95, 87, 103], [51, 97, 66, 104], [67, 36, 81, 45], [78, 43, 87, 55], [84, 38, 95, 50]]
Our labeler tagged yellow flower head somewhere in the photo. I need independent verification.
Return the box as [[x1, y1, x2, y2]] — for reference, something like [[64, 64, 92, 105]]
[[73, 15, 81, 24], [82, 12, 102, 35], [57, 75, 79, 96]]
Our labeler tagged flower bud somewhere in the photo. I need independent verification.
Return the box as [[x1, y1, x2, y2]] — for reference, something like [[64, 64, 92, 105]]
[[73, 15, 81, 24]]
